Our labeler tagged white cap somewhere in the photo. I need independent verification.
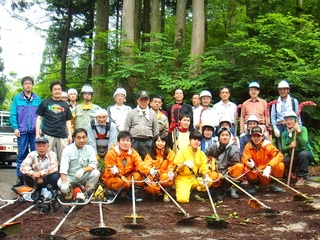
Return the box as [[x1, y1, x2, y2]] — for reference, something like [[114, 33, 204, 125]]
[[278, 80, 290, 89], [247, 115, 259, 123], [113, 88, 127, 98], [200, 90, 212, 98], [249, 82, 260, 89], [67, 88, 78, 95], [284, 110, 297, 119], [95, 109, 108, 117]]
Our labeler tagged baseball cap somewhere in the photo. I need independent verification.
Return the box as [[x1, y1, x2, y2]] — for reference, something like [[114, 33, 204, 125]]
[[249, 82, 260, 89], [136, 90, 150, 99], [251, 126, 263, 136], [35, 136, 49, 143]]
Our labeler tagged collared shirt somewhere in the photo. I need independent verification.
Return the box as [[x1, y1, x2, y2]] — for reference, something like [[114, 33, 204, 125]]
[[20, 150, 58, 177], [74, 103, 101, 129], [108, 104, 132, 131], [212, 100, 237, 125], [193, 107, 218, 128], [240, 97, 267, 133]]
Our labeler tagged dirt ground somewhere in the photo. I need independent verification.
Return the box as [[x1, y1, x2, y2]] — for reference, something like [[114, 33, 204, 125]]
[[1, 166, 320, 240]]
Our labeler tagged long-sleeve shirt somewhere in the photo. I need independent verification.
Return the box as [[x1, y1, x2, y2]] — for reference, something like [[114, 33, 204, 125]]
[[20, 150, 58, 177], [281, 126, 312, 154], [143, 148, 176, 174], [212, 100, 237, 125], [107, 104, 132, 132], [59, 143, 98, 176]]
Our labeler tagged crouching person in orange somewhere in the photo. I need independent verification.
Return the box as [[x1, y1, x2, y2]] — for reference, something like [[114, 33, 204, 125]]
[[206, 128, 244, 202], [174, 130, 212, 203], [101, 131, 146, 203], [142, 133, 176, 202], [242, 126, 286, 194]]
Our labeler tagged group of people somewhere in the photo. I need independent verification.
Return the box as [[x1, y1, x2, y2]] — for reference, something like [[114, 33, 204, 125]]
[[9, 76, 314, 205]]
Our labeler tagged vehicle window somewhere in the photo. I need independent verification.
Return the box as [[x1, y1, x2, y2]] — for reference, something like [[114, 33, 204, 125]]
[[2, 116, 10, 127]]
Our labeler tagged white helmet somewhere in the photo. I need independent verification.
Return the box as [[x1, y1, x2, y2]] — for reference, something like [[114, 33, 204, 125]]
[[67, 88, 78, 95], [219, 118, 232, 127], [284, 110, 297, 119], [247, 115, 259, 124], [278, 80, 290, 89], [113, 88, 127, 98], [200, 90, 212, 98], [81, 84, 93, 94], [202, 122, 215, 132]]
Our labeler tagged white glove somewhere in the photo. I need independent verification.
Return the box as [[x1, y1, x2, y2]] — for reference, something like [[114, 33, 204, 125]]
[[240, 133, 246, 138], [145, 177, 151, 185], [110, 165, 119, 175], [60, 182, 69, 194], [274, 128, 281, 138], [247, 159, 255, 169], [168, 171, 175, 180], [150, 167, 158, 177], [184, 160, 194, 169], [75, 168, 84, 179], [262, 166, 272, 178], [203, 175, 212, 185]]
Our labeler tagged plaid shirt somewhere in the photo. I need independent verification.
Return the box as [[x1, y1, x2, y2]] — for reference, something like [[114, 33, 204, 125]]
[[20, 150, 58, 177]]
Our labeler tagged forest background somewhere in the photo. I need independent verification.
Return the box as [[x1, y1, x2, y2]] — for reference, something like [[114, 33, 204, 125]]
[[0, 0, 319, 162]]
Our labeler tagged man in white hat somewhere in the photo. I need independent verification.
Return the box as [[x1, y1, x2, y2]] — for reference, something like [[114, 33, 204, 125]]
[[107, 87, 132, 132], [87, 109, 117, 161], [240, 82, 267, 137]]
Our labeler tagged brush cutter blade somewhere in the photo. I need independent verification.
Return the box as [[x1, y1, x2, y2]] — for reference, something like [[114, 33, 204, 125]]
[[205, 215, 228, 227], [124, 214, 145, 224], [89, 227, 117, 237], [0, 221, 23, 238], [248, 199, 262, 209], [292, 194, 314, 203], [176, 215, 199, 224], [0, 231, 7, 239], [38, 234, 66, 240], [173, 211, 188, 218], [257, 208, 280, 216]]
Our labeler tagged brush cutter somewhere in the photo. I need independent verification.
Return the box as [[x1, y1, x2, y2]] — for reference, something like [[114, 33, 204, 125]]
[[203, 178, 228, 227], [155, 179, 199, 224], [38, 191, 94, 240], [224, 175, 279, 215], [89, 200, 117, 237], [123, 175, 145, 226]]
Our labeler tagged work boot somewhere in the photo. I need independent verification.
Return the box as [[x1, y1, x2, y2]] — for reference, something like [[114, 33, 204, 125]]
[[229, 186, 239, 199], [163, 193, 170, 202], [127, 187, 143, 202], [294, 177, 305, 189], [247, 181, 260, 194], [270, 183, 286, 193], [13, 176, 24, 187], [191, 190, 206, 201]]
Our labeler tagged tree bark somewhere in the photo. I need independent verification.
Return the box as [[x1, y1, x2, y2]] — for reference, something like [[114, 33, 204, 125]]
[[150, 0, 160, 42], [296, 0, 303, 18], [174, 0, 186, 48]]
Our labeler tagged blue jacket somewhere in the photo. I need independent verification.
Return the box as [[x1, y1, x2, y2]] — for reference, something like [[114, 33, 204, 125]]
[[10, 92, 42, 134]]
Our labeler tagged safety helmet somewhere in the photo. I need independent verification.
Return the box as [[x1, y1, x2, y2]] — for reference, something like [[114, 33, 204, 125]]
[[113, 87, 127, 98], [247, 115, 259, 124], [202, 123, 215, 132], [68, 88, 78, 95], [200, 90, 212, 98], [81, 84, 93, 94], [284, 110, 297, 120], [217, 127, 231, 137], [61, 91, 68, 98], [277, 80, 290, 89], [248, 82, 260, 89], [219, 118, 232, 128]]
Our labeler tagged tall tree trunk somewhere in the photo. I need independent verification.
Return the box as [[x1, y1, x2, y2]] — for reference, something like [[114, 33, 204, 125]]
[[134, 0, 142, 43], [160, 0, 165, 33], [86, 3, 95, 82], [60, 0, 72, 90], [142, 0, 151, 43], [296, 0, 303, 18], [190, 0, 205, 78], [150, 0, 160, 42], [174, 0, 186, 48]]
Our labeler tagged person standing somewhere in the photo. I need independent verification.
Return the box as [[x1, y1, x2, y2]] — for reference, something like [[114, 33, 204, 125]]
[[212, 86, 237, 135], [149, 95, 169, 136], [124, 90, 159, 159], [36, 81, 73, 162], [10, 76, 42, 187], [87, 109, 117, 161], [240, 82, 267, 136], [73, 84, 101, 129], [20, 136, 59, 191], [271, 80, 299, 151], [58, 128, 100, 195], [281, 110, 313, 188], [67, 88, 78, 132], [60, 91, 68, 102], [107, 88, 132, 133]]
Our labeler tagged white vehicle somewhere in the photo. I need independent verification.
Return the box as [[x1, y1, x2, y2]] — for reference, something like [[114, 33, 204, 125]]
[[0, 111, 17, 165]]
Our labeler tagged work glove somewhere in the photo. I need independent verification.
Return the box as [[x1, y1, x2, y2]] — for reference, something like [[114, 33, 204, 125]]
[[150, 167, 158, 177], [60, 182, 69, 195], [145, 177, 151, 185], [262, 166, 272, 178], [184, 160, 194, 169], [168, 171, 175, 180], [240, 133, 246, 138], [75, 169, 84, 179], [110, 165, 119, 175], [274, 128, 281, 138], [247, 159, 255, 169], [203, 175, 212, 185]]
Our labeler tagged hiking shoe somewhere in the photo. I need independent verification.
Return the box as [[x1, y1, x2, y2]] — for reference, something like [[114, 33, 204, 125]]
[[163, 193, 170, 202], [192, 193, 205, 201], [229, 186, 239, 199], [294, 177, 305, 188], [270, 184, 286, 193], [247, 185, 260, 194]]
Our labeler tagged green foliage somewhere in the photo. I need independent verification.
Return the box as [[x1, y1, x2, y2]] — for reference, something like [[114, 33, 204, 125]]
[[308, 128, 320, 164]]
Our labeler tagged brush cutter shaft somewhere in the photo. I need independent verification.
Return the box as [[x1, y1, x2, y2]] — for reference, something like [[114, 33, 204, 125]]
[[204, 180, 219, 218], [224, 175, 270, 209], [0, 198, 18, 210], [51, 205, 76, 236], [98, 201, 106, 228], [1, 204, 36, 227]]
